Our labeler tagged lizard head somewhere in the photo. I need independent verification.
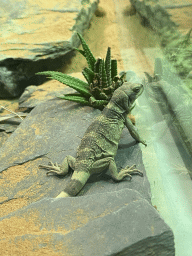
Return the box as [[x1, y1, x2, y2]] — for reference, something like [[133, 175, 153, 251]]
[[111, 82, 144, 113]]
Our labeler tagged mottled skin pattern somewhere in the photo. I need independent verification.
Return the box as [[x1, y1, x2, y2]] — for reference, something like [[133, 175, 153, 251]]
[[39, 82, 147, 198]]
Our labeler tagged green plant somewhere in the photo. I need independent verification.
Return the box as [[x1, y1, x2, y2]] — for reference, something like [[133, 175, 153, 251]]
[[36, 32, 126, 110]]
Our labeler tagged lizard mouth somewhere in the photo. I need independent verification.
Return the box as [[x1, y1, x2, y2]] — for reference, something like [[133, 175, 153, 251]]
[[129, 103, 136, 111]]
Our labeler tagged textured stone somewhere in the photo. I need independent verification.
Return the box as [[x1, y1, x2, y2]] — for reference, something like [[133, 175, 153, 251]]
[[0, 71, 175, 254], [0, 189, 175, 255], [18, 72, 86, 110], [0, 0, 99, 98], [0, 95, 151, 206]]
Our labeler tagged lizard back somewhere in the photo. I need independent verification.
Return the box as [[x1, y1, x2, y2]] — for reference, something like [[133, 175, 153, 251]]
[[75, 107, 126, 173]]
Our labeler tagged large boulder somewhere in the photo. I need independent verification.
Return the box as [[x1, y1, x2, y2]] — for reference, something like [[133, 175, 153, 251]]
[[0, 190, 175, 255], [0, 0, 99, 98], [0, 84, 175, 254]]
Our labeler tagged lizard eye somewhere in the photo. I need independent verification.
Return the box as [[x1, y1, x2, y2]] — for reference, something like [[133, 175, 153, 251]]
[[133, 87, 141, 93]]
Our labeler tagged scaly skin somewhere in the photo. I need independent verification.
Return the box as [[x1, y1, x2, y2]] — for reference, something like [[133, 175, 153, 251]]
[[39, 82, 147, 198]]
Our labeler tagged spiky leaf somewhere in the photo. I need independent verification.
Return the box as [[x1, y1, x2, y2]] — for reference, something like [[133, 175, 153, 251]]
[[82, 67, 95, 84], [99, 59, 108, 87], [37, 71, 91, 97], [94, 58, 102, 73], [58, 94, 91, 105], [111, 59, 118, 79], [73, 47, 86, 57], [59, 94, 107, 110], [89, 96, 108, 108], [77, 32, 96, 70], [105, 47, 112, 86]]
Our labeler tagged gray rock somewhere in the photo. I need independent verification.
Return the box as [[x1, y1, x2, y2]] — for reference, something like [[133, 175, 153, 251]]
[[0, 111, 27, 147], [0, 132, 9, 148], [0, 0, 99, 98], [18, 73, 86, 110], [0, 190, 175, 255], [19, 85, 38, 105], [0, 97, 151, 203], [0, 82, 175, 254], [0, 117, 22, 133]]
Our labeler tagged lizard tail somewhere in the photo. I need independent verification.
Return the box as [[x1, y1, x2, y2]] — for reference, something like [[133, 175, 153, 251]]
[[56, 171, 90, 198]]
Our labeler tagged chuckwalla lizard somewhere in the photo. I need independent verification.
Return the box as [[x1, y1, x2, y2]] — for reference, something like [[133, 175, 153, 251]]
[[39, 82, 147, 198]]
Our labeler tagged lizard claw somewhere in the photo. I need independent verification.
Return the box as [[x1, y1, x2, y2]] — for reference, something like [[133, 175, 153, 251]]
[[117, 164, 143, 180], [141, 140, 147, 147], [39, 161, 63, 175]]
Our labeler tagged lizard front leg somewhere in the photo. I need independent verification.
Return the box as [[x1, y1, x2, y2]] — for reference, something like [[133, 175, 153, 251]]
[[125, 116, 147, 146], [39, 155, 76, 176]]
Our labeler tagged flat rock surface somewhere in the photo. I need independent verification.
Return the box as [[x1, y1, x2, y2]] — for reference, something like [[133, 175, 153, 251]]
[[0, 0, 84, 60], [0, 189, 175, 255]]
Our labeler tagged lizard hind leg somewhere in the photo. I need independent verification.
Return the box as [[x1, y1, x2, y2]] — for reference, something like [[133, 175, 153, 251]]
[[108, 160, 143, 181], [39, 155, 76, 176], [56, 157, 114, 198], [117, 164, 143, 181]]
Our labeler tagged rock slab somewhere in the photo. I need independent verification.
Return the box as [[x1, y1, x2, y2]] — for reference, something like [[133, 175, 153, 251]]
[[0, 189, 175, 255], [0, 0, 99, 98], [0, 83, 175, 254]]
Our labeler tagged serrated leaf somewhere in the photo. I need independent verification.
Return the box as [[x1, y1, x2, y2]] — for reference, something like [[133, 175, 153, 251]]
[[36, 71, 91, 97], [73, 48, 86, 57], [82, 67, 95, 84], [105, 47, 112, 87], [61, 93, 85, 97], [58, 94, 106, 110], [111, 59, 117, 79], [58, 94, 92, 105], [89, 97, 108, 108], [77, 32, 96, 70]]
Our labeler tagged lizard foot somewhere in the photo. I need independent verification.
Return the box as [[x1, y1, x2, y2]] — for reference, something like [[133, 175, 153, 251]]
[[39, 161, 64, 176], [117, 164, 143, 181]]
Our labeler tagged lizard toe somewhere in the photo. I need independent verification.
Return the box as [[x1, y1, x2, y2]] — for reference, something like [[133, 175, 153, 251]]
[[39, 162, 63, 175]]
